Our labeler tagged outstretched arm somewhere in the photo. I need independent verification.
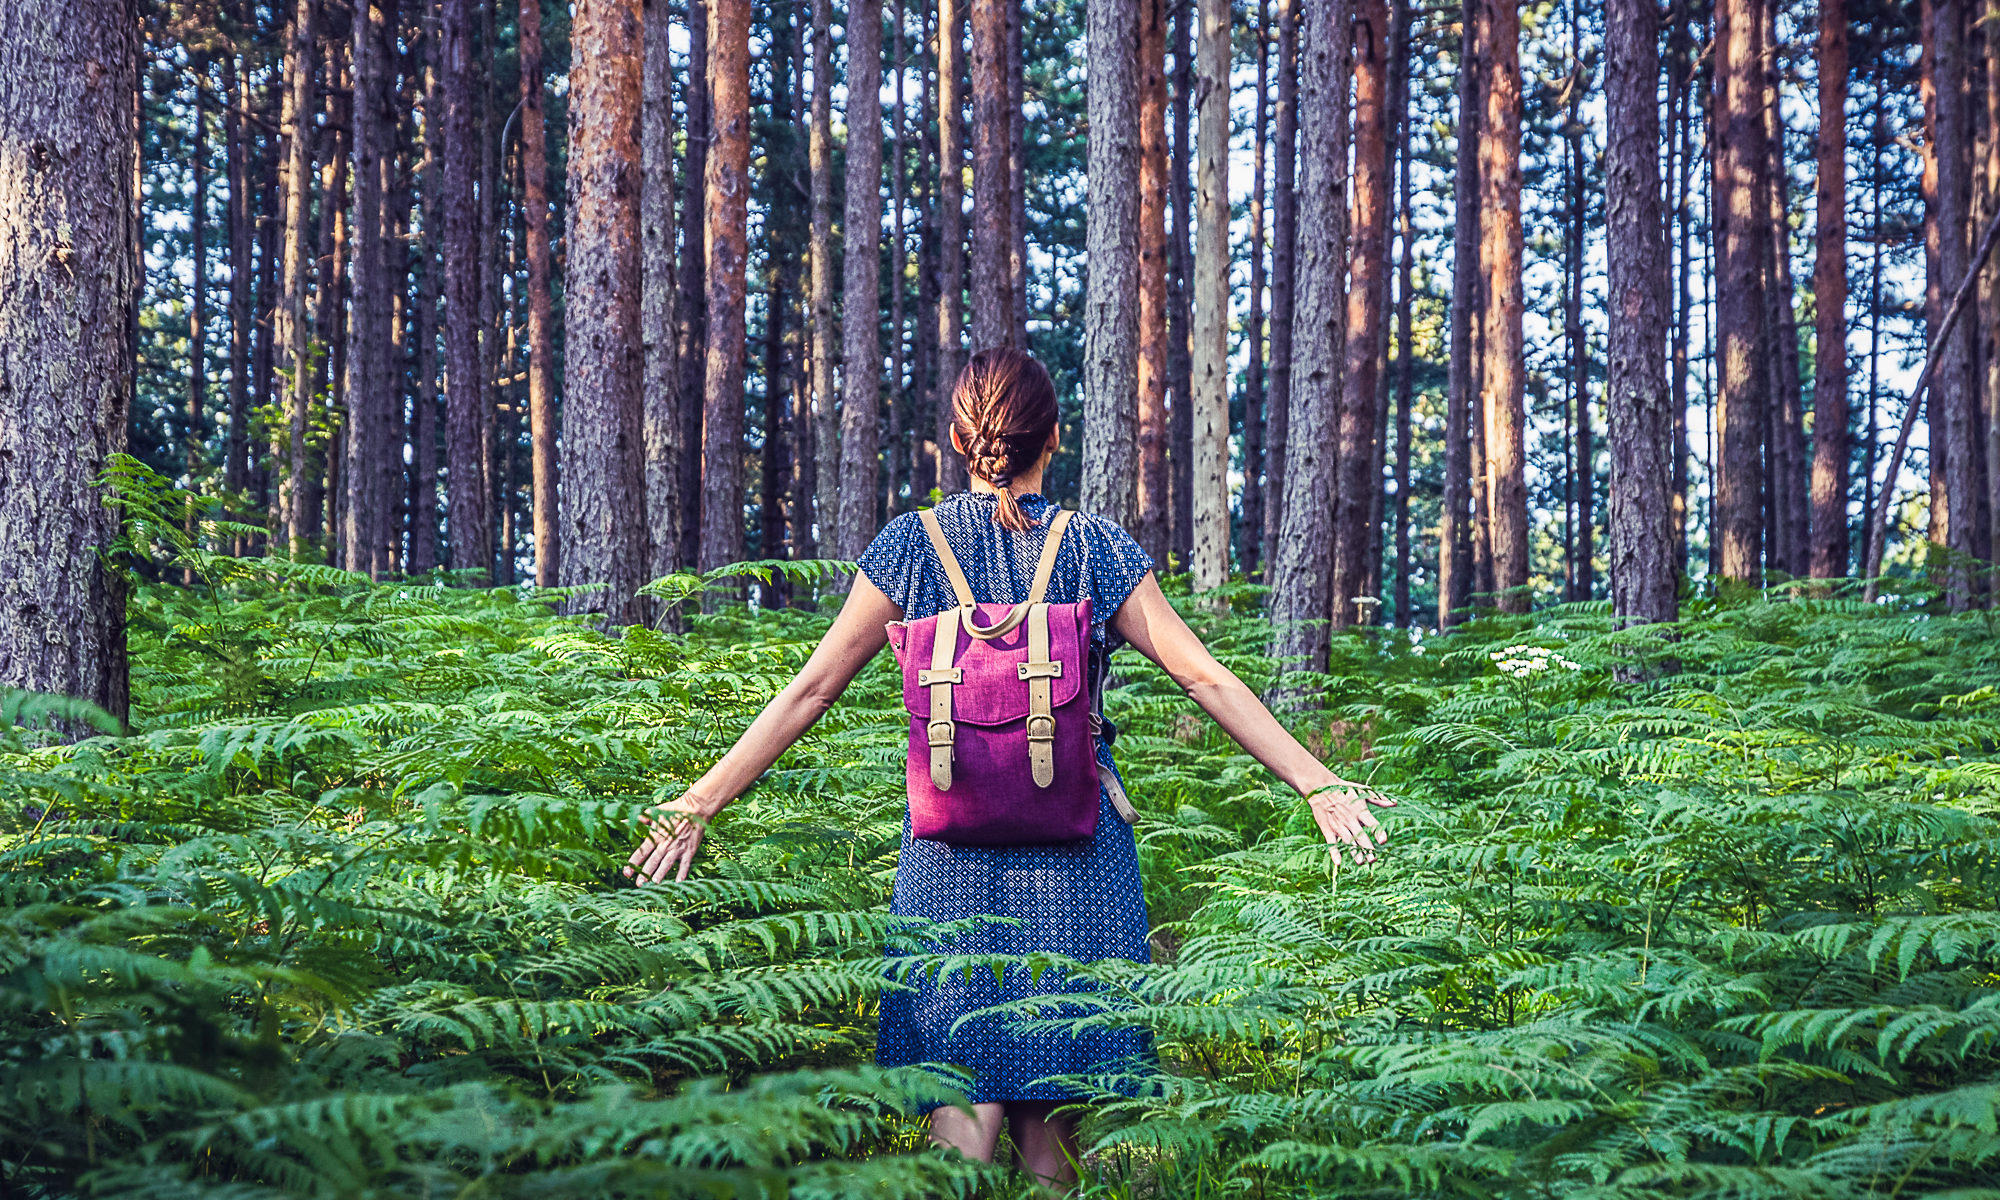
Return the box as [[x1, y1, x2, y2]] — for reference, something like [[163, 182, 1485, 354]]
[[626, 575, 905, 883], [1110, 572, 1393, 865]]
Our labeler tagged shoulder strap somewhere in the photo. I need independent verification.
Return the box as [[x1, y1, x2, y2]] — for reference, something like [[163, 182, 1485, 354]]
[[917, 508, 979, 608], [917, 504, 1076, 641], [1026, 509, 1075, 605]]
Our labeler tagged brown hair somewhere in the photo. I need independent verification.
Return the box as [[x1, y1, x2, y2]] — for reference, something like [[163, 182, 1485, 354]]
[[951, 346, 1059, 531]]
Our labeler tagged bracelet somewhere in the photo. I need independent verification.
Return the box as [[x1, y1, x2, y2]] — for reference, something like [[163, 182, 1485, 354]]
[[1301, 780, 1354, 803]]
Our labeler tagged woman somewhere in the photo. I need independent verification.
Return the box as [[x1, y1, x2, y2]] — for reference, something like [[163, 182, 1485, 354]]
[[627, 347, 1392, 1189]]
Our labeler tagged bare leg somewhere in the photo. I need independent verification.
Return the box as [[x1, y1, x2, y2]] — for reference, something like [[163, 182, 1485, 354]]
[[927, 1101, 1005, 1163], [1005, 1099, 1081, 1191]]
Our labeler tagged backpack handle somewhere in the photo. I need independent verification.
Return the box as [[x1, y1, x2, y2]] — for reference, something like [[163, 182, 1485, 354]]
[[917, 508, 1074, 642]]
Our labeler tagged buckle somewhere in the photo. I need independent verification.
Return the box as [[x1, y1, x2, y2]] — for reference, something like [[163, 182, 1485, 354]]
[[1025, 713, 1056, 741], [918, 667, 963, 686], [926, 719, 956, 747], [1017, 660, 1063, 680]]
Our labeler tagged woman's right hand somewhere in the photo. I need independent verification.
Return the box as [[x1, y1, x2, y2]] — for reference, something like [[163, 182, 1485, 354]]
[[1304, 778, 1394, 866], [625, 791, 723, 884]]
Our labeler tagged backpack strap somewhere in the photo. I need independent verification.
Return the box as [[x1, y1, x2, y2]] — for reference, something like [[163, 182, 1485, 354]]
[[922, 605, 964, 790], [1021, 602, 1060, 786], [917, 506, 1075, 642]]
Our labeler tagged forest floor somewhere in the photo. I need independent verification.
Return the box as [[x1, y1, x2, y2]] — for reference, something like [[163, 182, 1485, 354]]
[[5, 473, 2000, 1198]]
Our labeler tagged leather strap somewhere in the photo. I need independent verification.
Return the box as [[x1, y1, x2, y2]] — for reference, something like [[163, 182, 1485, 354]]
[[1024, 601, 1057, 786], [916, 506, 1076, 642], [927, 606, 961, 790]]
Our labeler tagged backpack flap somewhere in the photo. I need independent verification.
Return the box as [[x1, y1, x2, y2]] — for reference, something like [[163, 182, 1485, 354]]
[[898, 597, 1092, 726]]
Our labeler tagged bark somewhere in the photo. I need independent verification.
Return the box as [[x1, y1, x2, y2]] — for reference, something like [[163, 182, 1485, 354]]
[[225, 47, 252, 518], [1391, 0, 1413, 626], [886, 0, 907, 519], [1809, 0, 1848, 579], [1605, 0, 1676, 625], [254, 82, 281, 541], [188, 58, 209, 569], [1440, 0, 1479, 626], [1242, 0, 1271, 580], [441, 0, 489, 574], [411, 45, 442, 574], [1331, 0, 1390, 627], [1763, 18, 1807, 579], [677, 0, 710, 568], [1670, 3, 1693, 574], [1136, 0, 1171, 564], [1008, 0, 1028, 342], [1926, 0, 1981, 605], [836, 0, 883, 560], [1262, 0, 1298, 577], [1985, 1, 2000, 576], [345, 0, 397, 578], [1190, 0, 1231, 592], [525, 0, 561, 583], [969, 0, 1014, 352], [810, 0, 837, 541], [698, 0, 751, 574], [933, 0, 968, 495], [1476, 0, 1527, 613], [312, 57, 348, 557], [1168, 0, 1194, 565], [1079, 0, 1141, 527], [562, 0, 648, 623], [1712, 0, 1768, 584], [0, 0, 136, 724], [1268, 0, 1350, 675], [277, 0, 319, 555]]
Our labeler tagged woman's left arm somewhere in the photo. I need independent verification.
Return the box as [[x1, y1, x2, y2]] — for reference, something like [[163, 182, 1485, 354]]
[[626, 575, 905, 884], [1111, 571, 1393, 864]]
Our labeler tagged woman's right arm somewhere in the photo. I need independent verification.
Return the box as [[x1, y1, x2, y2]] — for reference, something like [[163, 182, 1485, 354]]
[[1110, 572, 1392, 864]]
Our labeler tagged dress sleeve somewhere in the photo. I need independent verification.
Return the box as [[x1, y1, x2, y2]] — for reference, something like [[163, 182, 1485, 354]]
[[855, 512, 928, 614], [1077, 512, 1156, 631]]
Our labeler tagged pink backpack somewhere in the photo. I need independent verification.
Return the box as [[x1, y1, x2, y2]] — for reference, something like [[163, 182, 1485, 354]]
[[884, 508, 1132, 846]]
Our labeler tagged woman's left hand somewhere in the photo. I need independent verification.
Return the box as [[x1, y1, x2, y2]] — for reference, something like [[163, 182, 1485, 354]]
[[626, 792, 720, 884], [1305, 779, 1394, 866]]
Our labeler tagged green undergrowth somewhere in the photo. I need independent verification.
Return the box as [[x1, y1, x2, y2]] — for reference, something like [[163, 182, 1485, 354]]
[[5, 465, 2000, 1197]]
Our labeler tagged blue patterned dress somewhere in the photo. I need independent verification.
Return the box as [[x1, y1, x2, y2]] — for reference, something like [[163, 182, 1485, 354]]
[[857, 491, 1156, 1107]]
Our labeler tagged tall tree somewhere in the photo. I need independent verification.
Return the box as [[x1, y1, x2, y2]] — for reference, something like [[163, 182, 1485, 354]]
[[933, 0, 968, 494], [345, 0, 397, 578], [677, 0, 710, 567], [224, 43, 253, 531], [1562, 6, 1590, 602], [1331, 0, 1390, 626], [276, 0, 319, 555], [1605, 0, 1675, 624], [524, 0, 561, 584], [969, 0, 1014, 353], [1242, 0, 1271, 578], [809, 0, 836, 541], [1440, 0, 1479, 626], [411, 37, 442, 574], [1712, 0, 1769, 584], [1007, 0, 1027, 342], [698, 0, 750, 573], [1763, 14, 1807, 578], [563, 0, 649, 623], [1136, 0, 1170, 564], [441, 0, 490, 574], [0, 0, 137, 724], [1925, 0, 1981, 604], [186, 56, 208, 573], [1984, 0, 2000, 573], [1080, 0, 1141, 527], [1809, 0, 1848, 579], [1261, 0, 1298, 574], [1269, 0, 1350, 673], [1189, 0, 1231, 592], [1476, 0, 1527, 613], [1390, 0, 1414, 625], [836, 0, 884, 559], [1168, 0, 1195, 565]]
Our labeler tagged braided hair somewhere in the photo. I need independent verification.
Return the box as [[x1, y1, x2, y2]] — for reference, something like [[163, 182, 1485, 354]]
[[950, 347, 1060, 531]]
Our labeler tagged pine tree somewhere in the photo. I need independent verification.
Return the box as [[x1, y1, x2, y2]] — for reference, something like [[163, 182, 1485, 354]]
[[1712, 0, 1769, 585], [1809, 0, 1848, 580], [969, 0, 1014, 354], [1189, 0, 1231, 593], [698, 0, 750, 575], [1079, 0, 1140, 528], [835, 0, 883, 560], [1440, 0, 1479, 626], [525, 0, 562, 584], [932, 0, 968, 495], [1476, 0, 1527, 614], [1136, 0, 1171, 565]]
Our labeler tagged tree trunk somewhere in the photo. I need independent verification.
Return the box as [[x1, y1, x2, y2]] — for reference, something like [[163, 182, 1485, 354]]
[[1190, 0, 1231, 592], [0, 0, 136, 724], [1604, 0, 1675, 625], [1985, 1, 2000, 578], [1712, 0, 1769, 584], [1926, 0, 1980, 605], [440, 0, 489, 575], [1440, 0, 1479, 627], [933, 0, 968, 495], [1262, 0, 1298, 578], [313, 54, 349, 559], [1331, 0, 1390, 627], [969, 0, 1014, 352], [1168, 0, 1194, 566], [1079, 0, 1141, 528], [1670, 3, 1693, 574], [1136, 0, 1171, 564], [1763, 27, 1808, 580], [225, 45, 252, 536], [1009, 0, 1028, 343], [562, 0, 648, 622], [1242, 0, 1270, 580], [809, 0, 837, 544], [1476, 0, 1527, 613], [886, 0, 907, 520], [524, 0, 561, 584], [677, 0, 710, 568], [1809, 0, 1848, 580], [836, 0, 883, 559], [188, 56, 209, 576], [1269, 0, 1350, 675], [345, 0, 395, 578], [411, 41, 442, 574], [1390, 0, 1413, 626], [277, 0, 319, 556], [699, 0, 750, 575]]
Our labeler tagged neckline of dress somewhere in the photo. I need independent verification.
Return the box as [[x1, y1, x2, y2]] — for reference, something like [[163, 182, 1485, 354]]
[[958, 490, 1050, 509]]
